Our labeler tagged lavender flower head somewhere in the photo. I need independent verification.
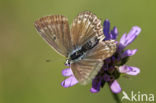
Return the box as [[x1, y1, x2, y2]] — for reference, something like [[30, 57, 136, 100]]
[[61, 19, 141, 94]]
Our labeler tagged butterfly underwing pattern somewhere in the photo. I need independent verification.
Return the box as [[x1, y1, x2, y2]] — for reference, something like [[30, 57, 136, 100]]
[[34, 11, 116, 85]]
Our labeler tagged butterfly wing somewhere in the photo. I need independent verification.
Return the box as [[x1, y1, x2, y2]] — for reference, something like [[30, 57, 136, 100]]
[[70, 11, 104, 48], [71, 40, 116, 84], [71, 59, 103, 85], [85, 40, 116, 60], [34, 15, 72, 57]]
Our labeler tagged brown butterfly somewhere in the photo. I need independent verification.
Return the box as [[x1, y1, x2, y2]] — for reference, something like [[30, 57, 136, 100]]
[[34, 11, 116, 85]]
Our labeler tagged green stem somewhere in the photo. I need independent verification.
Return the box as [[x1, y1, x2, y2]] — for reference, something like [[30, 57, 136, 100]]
[[111, 92, 121, 103]]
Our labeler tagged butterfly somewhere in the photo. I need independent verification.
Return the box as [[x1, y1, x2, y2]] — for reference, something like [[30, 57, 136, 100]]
[[34, 11, 116, 85]]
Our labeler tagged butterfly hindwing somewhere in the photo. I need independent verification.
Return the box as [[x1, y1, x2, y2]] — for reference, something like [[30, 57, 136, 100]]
[[85, 40, 116, 60], [71, 40, 116, 84], [34, 15, 72, 57], [71, 59, 103, 85]]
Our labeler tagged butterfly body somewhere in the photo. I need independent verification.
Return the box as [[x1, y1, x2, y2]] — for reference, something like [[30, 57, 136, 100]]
[[34, 11, 116, 85], [67, 36, 100, 65]]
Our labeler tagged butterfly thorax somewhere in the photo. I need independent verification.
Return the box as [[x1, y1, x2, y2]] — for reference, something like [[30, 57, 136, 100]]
[[65, 37, 99, 66]]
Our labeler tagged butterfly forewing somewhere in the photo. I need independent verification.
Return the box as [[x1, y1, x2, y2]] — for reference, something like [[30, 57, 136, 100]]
[[34, 15, 72, 57], [70, 11, 104, 48]]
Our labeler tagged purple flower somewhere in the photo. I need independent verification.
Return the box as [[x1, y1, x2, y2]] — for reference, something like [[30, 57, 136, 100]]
[[61, 68, 78, 88], [118, 26, 141, 51], [103, 19, 118, 40], [61, 19, 141, 94]]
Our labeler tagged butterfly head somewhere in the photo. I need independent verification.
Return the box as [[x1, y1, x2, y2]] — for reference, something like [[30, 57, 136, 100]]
[[65, 59, 71, 66]]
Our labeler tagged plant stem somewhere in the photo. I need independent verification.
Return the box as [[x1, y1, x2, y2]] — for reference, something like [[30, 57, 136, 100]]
[[111, 92, 121, 103]]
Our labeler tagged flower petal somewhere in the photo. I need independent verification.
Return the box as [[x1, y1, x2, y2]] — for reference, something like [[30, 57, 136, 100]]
[[119, 26, 141, 50], [90, 87, 99, 93], [125, 26, 141, 44], [62, 68, 73, 77], [111, 26, 118, 40], [103, 19, 110, 40], [61, 76, 78, 88], [90, 77, 101, 93], [110, 80, 122, 94], [121, 49, 137, 58], [119, 65, 140, 75], [126, 26, 141, 41], [118, 33, 127, 50]]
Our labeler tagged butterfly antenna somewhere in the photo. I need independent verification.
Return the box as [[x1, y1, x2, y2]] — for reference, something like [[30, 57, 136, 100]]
[[45, 58, 65, 63]]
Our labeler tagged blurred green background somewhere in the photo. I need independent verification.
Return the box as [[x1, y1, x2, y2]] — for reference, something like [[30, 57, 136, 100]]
[[0, 0, 156, 103]]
